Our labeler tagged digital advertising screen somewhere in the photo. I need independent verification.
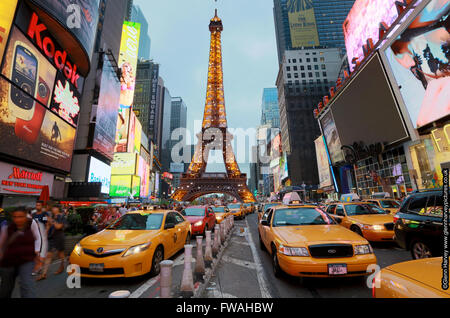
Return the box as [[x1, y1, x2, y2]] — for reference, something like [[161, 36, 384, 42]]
[[50, 72, 81, 127], [118, 21, 141, 109], [286, 0, 320, 48], [114, 107, 130, 153], [88, 156, 111, 194], [0, 0, 18, 65], [343, 0, 399, 71], [92, 55, 120, 160], [315, 136, 332, 189], [134, 116, 142, 154], [111, 152, 137, 175], [110, 175, 132, 198], [132, 175, 141, 199], [0, 76, 76, 172], [320, 110, 345, 165], [138, 155, 149, 198], [127, 109, 136, 153], [383, 0, 450, 129]]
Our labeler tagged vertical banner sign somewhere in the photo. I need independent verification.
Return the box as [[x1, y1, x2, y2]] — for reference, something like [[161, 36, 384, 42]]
[[0, 0, 18, 64], [287, 0, 320, 48], [118, 21, 141, 109], [315, 136, 332, 189]]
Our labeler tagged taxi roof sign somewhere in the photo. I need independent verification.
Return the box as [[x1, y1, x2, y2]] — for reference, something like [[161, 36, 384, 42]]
[[283, 192, 302, 205], [340, 193, 360, 202]]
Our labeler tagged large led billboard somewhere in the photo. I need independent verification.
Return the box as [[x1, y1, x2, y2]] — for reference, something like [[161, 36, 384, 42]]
[[127, 109, 136, 153], [383, 0, 450, 129], [287, 0, 320, 48], [138, 155, 149, 198], [119, 21, 140, 109], [315, 136, 332, 189], [88, 157, 111, 194], [110, 175, 132, 198], [111, 153, 137, 175], [320, 110, 344, 165], [92, 54, 121, 160], [0, 77, 76, 172], [0, 0, 18, 65], [114, 107, 130, 153], [343, 0, 399, 71]]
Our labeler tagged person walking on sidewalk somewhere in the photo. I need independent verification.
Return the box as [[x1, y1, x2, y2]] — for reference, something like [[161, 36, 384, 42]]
[[31, 201, 49, 275], [37, 205, 67, 281], [0, 207, 42, 298]]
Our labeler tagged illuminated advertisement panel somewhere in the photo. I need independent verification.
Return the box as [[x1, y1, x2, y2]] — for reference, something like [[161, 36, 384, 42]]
[[287, 0, 320, 48], [315, 136, 332, 189], [88, 157, 111, 194], [111, 153, 137, 175], [114, 107, 130, 153], [132, 175, 140, 199], [343, 0, 398, 71], [0, 0, 18, 65], [320, 110, 344, 165], [134, 116, 142, 154], [110, 175, 132, 197], [50, 72, 81, 126], [138, 155, 149, 198], [127, 109, 136, 153], [92, 54, 120, 160], [0, 77, 76, 172], [119, 21, 140, 109], [383, 0, 450, 129]]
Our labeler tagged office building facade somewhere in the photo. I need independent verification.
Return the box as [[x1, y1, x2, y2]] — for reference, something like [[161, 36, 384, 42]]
[[131, 5, 151, 59], [261, 88, 280, 128]]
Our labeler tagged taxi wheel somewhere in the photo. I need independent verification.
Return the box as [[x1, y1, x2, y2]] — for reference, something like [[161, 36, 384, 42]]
[[271, 246, 282, 278], [150, 246, 164, 276], [410, 240, 433, 259]]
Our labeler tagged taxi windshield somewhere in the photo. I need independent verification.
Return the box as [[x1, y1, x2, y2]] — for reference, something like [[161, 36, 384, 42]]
[[183, 208, 205, 216], [379, 200, 400, 208], [227, 204, 241, 209], [212, 207, 226, 213], [345, 204, 388, 216], [272, 208, 334, 227], [107, 213, 163, 230]]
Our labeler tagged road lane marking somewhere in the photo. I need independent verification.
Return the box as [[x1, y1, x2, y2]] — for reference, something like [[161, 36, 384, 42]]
[[244, 218, 272, 298], [129, 252, 184, 298], [221, 255, 257, 269]]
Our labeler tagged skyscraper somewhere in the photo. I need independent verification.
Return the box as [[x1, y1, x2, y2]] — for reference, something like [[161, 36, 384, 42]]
[[131, 5, 151, 59], [273, 0, 355, 64], [261, 88, 280, 128]]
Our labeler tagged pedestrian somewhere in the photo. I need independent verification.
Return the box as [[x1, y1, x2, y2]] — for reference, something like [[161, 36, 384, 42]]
[[37, 205, 67, 281], [119, 204, 128, 216], [31, 201, 49, 275], [0, 207, 41, 298]]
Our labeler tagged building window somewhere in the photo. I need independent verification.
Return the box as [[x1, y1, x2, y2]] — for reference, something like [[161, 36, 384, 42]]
[[293, 66, 298, 71], [293, 59, 297, 63], [299, 58, 302, 63], [301, 73, 305, 78], [306, 52, 310, 55], [320, 57, 325, 62], [313, 58, 317, 62], [324, 79, 329, 83], [323, 72, 327, 77], [300, 65, 305, 71], [316, 72, 320, 77], [294, 73, 299, 78], [287, 73, 291, 78], [321, 64, 326, 69], [286, 66, 290, 71], [306, 58, 310, 63], [307, 65, 312, 70], [314, 65, 319, 70], [308, 72, 313, 78], [317, 79, 321, 84]]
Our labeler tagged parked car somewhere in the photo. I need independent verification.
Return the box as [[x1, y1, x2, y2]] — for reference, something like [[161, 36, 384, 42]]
[[181, 206, 216, 236], [394, 189, 443, 259]]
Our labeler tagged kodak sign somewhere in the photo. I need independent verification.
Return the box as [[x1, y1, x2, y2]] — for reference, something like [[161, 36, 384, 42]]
[[27, 12, 80, 88]]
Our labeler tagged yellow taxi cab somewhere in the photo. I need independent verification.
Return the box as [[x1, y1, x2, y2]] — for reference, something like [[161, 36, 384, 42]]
[[258, 201, 377, 278], [373, 257, 450, 298], [227, 203, 245, 220], [243, 203, 254, 215], [69, 210, 191, 278], [325, 202, 395, 242], [211, 205, 231, 224], [365, 198, 401, 215]]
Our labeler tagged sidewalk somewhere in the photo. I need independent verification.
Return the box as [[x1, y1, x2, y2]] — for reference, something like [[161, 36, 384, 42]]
[[202, 216, 272, 298]]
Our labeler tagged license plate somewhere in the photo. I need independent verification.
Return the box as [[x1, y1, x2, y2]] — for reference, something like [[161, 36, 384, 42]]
[[328, 264, 347, 275], [89, 263, 104, 272]]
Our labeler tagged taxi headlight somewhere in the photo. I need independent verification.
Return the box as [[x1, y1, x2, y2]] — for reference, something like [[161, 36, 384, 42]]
[[279, 245, 309, 257], [354, 244, 373, 255], [73, 243, 82, 256], [194, 221, 203, 227], [216, 216, 223, 221], [123, 242, 151, 257], [361, 224, 384, 231]]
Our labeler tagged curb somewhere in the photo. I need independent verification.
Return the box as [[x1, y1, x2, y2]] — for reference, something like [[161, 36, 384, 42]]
[[192, 225, 234, 298]]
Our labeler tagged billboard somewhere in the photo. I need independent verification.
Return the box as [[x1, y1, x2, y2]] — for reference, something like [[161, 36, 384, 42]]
[[0, 0, 18, 65], [28, 0, 100, 64], [134, 115, 142, 154], [320, 110, 344, 165], [127, 109, 136, 153], [138, 155, 149, 198], [49, 72, 81, 126], [315, 136, 332, 189], [118, 21, 140, 109], [114, 107, 130, 153], [286, 0, 320, 48], [110, 175, 132, 197], [92, 54, 121, 160], [0, 76, 76, 172], [111, 153, 137, 175], [132, 175, 141, 199], [343, 0, 399, 71], [383, 0, 450, 129], [88, 156, 111, 194]]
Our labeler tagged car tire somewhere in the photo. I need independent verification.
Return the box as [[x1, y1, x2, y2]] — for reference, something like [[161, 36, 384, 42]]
[[351, 225, 364, 237], [259, 233, 266, 251], [150, 246, 164, 276], [410, 239, 433, 259], [271, 245, 282, 278]]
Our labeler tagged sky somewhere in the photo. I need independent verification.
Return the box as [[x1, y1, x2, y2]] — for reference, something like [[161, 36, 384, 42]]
[[133, 0, 279, 175]]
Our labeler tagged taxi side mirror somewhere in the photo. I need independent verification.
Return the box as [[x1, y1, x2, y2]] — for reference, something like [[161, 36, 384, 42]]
[[164, 223, 175, 230], [261, 220, 269, 226]]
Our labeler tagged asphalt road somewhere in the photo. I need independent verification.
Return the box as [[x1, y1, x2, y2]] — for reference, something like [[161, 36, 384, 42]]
[[244, 212, 412, 298]]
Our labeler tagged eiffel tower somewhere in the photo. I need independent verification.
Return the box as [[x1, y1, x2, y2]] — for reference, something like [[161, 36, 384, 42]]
[[172, 10, 255, 203]]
